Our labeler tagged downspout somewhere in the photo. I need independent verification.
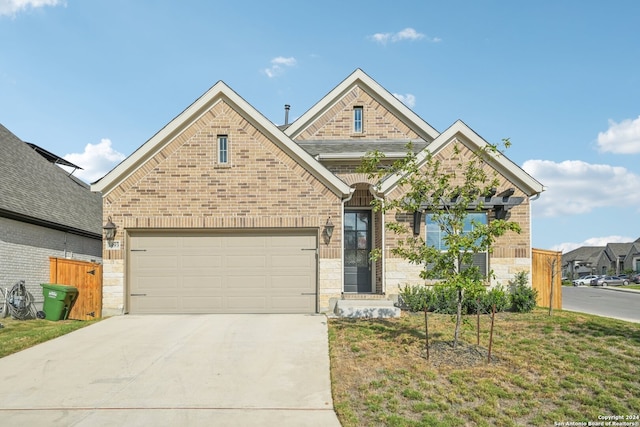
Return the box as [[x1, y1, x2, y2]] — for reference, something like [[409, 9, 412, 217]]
[[369, 185, 385, 294], [341, 189, 355, 294], [528, 192, 542, 285]]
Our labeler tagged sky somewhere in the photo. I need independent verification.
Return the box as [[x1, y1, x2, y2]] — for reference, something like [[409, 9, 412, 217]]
[[1, 0, 639, 253]]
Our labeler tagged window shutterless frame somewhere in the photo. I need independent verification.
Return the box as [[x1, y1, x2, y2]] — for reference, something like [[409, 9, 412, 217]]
[[425, 212, 488, 277], [217, 135, 228, 164], [353, 106, 363, 133]]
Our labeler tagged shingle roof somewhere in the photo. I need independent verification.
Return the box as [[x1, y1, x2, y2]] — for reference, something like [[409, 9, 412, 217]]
[[562, 246, 605, 264], [0, 124, 102, 237], [606, 242, 633, 257], [297, 139, 429, 157]]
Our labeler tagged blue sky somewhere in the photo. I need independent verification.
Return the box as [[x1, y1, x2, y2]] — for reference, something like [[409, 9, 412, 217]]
[[2, 0, 639, 252]]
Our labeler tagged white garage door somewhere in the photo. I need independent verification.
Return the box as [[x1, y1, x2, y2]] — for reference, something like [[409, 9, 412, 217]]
[[128, 230, 317, 314]]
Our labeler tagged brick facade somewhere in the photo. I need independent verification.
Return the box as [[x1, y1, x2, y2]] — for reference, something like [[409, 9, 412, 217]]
[[97, 70, 541, 314], [101, 100, 343, 313]]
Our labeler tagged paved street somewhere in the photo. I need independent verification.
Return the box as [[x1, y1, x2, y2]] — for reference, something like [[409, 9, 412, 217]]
[[562, 286, 640, 323]]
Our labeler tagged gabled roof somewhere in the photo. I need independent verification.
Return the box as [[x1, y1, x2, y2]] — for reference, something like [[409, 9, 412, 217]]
[[562, 246, 605, 263], [284, 68, 440, 142], [605, 242, 633, 258], [92, 81, 351, 198], [379, 120, 545, 197], [0, 124, 102, 237]]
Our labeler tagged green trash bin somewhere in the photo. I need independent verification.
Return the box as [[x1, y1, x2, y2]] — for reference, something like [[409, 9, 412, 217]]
[[41, 284, 78, 321]]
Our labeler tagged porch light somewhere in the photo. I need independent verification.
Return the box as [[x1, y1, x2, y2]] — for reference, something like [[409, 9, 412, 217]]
[[103, 216, 117, 243], [324, 216, 335, 240]]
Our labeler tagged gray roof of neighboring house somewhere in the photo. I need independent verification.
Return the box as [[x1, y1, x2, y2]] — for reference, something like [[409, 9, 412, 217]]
[[0, 124, 102, 237], [297, 139, 429, 157], [562, 246, 605, 265], [605, 242, 633, 258]]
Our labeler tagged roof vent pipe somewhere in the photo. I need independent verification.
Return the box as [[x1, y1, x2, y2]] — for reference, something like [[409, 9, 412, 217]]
[[284, 104, 290, 125]]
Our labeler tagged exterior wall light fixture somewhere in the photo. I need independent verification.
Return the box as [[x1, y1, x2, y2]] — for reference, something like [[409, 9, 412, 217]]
[[103, 216, 117, 245], [324, 216, 335, 243]]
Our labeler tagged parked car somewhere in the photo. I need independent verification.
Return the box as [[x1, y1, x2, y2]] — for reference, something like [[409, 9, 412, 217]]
[[572, 275, 600, 286], [589, 276, 603, 286], [630, 273, 640, 284], [592, 276, 630, 286]]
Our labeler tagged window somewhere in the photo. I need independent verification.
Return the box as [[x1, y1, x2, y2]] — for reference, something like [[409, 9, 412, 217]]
[[217, 135, 228, 164], [426, 212, 487, 250], [426, 212, 488, 276], [353, 107, 363, 133]]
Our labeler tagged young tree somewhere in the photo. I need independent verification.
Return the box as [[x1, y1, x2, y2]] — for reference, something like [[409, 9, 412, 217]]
[[360, 140, 522, 348]]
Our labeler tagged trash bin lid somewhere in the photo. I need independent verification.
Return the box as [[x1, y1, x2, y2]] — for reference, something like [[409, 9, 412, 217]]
[[40, 283, 78, 293]]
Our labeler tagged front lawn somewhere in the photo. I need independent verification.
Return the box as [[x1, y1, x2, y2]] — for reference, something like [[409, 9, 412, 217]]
[[328, 308, 640, 426], [0, 317, 98, 358]]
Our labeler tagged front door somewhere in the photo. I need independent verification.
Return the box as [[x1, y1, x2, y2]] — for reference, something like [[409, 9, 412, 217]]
[[344, 210, 372, 293]]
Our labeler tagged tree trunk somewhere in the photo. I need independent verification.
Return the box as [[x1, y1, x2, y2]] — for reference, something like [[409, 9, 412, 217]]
[[453, 287, 463, 348], [424, 308, 429, 360]]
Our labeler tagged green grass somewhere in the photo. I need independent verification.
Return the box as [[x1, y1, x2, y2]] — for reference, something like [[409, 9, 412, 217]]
[[328, 308, 640, 427], [0, 317, 98, 358], [626, 284, 640, 290]]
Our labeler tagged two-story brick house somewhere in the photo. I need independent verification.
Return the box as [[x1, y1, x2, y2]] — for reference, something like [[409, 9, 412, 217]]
[[92, 69, 544, 316]]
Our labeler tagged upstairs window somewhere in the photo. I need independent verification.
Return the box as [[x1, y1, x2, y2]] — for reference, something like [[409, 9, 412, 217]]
[[353, 106, 363, 133], [217, 135, 228, 164]]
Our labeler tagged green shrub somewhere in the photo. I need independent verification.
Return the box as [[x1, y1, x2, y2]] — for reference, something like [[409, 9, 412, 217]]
[[399, 282, 511, 314], [509, 272, 538, 312], [398, 284, 432, 312], [479, 284, 510, 313], [510, 284, 537, 312], [431, 284, 459, 314]]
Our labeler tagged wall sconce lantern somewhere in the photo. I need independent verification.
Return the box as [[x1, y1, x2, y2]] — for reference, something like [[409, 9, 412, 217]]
[[103, 216, 117, 245], [323, 216, 335, 243]]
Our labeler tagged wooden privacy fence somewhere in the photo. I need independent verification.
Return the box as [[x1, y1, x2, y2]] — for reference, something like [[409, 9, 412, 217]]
[[531, 248, 562, 310], [49, 257, 102, 320]]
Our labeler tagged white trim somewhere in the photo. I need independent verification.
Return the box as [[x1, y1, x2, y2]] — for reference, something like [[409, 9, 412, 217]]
[[284, 69, 440, 142], [380, 120, 545, 197], [217, 135, 229, 165], [340, 191, 355, 294], [369, 186, 385, 294], [343, 207, 376, 293], [92, 81, 351, 198], [353, 106, 363, 134]]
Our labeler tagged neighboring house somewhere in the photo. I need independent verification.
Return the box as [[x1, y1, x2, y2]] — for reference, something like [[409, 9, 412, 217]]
[[563, 239, 640, 279], [92, 69, 544, 316], [0, 124, 103, 305], [623, 240, 640, 273]]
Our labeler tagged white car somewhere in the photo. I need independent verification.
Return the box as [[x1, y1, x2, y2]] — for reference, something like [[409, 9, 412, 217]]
[[572, 275, 600, 286]]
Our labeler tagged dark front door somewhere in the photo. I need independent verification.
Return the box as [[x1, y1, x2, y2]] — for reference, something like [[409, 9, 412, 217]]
[[344, 210, 372, 293]]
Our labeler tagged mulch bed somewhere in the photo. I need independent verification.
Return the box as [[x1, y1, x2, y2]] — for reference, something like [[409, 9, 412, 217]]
[[421, 340, 500, 367]]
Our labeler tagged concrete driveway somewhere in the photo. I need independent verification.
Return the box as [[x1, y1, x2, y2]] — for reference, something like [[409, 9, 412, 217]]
[[0, 314, 341, 426]]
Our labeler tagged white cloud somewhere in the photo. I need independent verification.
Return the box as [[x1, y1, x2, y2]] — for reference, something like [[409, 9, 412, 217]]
[[393, 93, 416, 108], [62, 138, 126, 183], [551, 235, 634, 253], [369, 27, 440, 45], [263, 56, 296, 78], [0, 0, 64, 17], [523, 159, 640, 217], [597, 115, 640, 154]]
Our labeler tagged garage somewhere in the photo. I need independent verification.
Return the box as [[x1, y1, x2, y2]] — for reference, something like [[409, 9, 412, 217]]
[[128, 230, 318, 314]]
